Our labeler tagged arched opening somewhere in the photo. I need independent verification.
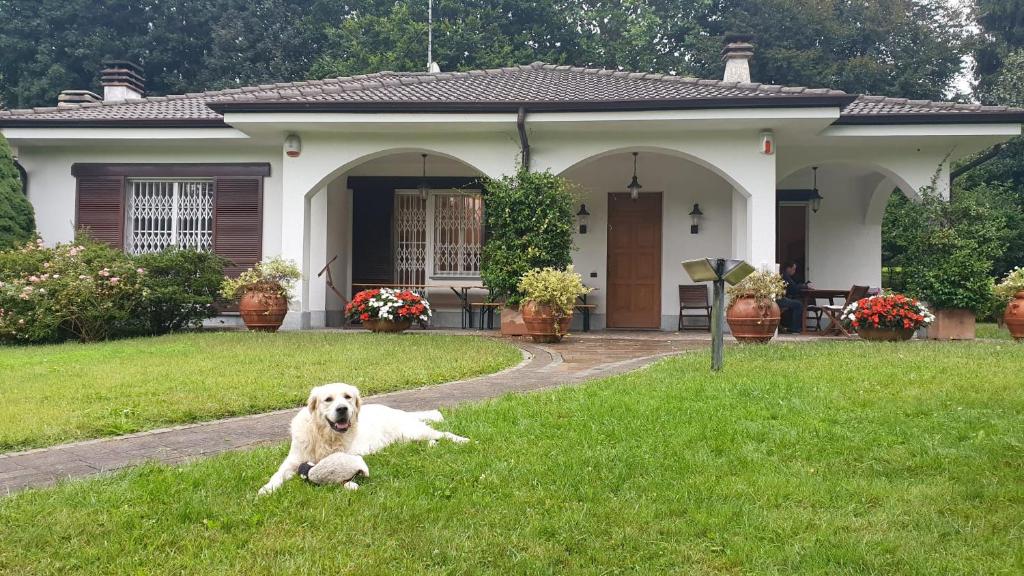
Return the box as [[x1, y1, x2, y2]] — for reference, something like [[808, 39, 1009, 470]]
[[310, 150, 487, 328], [559, 149, 741, 331]]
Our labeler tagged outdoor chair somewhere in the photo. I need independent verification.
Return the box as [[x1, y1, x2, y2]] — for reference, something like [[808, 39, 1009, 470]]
[[678, 284, 711, 331], [819, 285, 870, 336]]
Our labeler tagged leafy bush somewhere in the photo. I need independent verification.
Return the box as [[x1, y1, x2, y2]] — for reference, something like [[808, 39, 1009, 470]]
[[518, 266, 591, 316], [219, 256, 301, 299], [0, 237, 228, 343], [132, 248, 227, 333], [727, 270, 786, 308], [0, 134, 36, 250], [480, 169, 575, 306], [885, 182, 1009, 314], [0, 238, 145, 342]]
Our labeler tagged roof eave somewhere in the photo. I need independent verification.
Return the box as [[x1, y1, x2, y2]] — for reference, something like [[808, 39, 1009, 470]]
[[208, 95, 859, 115], [835, 112, 1024, 125], [0, 118, 229, 128]]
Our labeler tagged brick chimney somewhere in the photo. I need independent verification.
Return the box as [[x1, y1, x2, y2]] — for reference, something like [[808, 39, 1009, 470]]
[[57, 90, 102, 107], [100, 60, 145, 101], [721, 33, 755, 83]]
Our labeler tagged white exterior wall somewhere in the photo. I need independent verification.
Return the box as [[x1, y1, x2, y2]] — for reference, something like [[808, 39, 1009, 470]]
[[562, 152, 734, 330], [15, 143, 282, 260]]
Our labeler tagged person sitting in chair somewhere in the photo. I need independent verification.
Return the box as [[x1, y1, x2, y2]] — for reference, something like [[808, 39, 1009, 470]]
[[778, 261, 811, 334]]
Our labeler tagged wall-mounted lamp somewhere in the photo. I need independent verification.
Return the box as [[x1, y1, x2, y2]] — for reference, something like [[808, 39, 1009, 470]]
[[688, 203, 703, 234], [626, 152, 642, 200], [760, 130, 774, 155], [417, 153, 431, 200], [284, 134, 302, 158], [576, 203, 591, 234], [809, 166, 823, 213]]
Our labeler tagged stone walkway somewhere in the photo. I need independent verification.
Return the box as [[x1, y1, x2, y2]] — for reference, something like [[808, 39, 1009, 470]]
[[0, 334, 708, 495]]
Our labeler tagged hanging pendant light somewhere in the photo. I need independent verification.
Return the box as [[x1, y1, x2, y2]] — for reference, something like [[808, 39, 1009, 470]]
[[627, 152, 642, 200], [417, 154, 430, 200], [809, 166, 823, 213]]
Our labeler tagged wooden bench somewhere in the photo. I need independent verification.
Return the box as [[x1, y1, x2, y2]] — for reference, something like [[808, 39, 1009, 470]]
[[471, 302, 501, 329], [574, 303, 596, 332]]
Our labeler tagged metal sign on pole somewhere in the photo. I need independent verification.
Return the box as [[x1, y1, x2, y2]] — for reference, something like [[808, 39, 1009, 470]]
[[682, 258, 755, 371]]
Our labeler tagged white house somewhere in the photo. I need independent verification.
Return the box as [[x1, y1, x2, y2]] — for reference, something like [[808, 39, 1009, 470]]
[[3, 49, 1022, 331]]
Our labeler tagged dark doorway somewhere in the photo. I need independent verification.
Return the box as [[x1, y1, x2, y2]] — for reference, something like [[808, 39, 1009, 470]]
[[776, 204, 808, 282]]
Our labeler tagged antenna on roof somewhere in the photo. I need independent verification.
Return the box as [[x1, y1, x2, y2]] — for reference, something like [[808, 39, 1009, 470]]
[[427, 0, 440, 72]]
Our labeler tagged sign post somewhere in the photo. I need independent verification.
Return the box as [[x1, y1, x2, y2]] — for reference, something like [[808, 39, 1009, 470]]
[[682, 258, 755, 371]]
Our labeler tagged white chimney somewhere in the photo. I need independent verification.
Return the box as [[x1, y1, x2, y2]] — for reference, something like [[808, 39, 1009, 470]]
[[721, 34, 755, 83], [100, 61, 145, 101], [58, 90, 102, 107]]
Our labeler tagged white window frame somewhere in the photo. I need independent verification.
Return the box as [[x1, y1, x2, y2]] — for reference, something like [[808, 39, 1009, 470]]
[[394, 189, 483, 281], [125, 178, 215, 255]]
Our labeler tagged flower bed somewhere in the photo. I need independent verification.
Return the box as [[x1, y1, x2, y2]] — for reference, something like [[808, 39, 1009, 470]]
[[345, 288, 431, 330], [841, 293, 934, 340]]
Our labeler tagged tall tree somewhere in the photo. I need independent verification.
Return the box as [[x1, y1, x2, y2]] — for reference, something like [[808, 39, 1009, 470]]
[[688, 0, 970, 100]]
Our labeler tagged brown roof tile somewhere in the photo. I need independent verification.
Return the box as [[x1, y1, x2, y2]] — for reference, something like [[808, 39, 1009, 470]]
[[1, 62, 1021, 126]]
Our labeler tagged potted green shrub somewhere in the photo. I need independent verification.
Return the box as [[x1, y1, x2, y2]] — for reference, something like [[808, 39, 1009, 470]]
[[995, 267, 1024, 341], [725, 270, 785, 343], [480, 169, 575, 336], [893, 190, 1007, 340], [220, 256, 300, 332], [518, 266, 591, 343]]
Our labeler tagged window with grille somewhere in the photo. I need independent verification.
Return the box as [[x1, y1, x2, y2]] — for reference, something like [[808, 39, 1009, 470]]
[[125, 179, 215, 254], [393, 190, 483, 282]]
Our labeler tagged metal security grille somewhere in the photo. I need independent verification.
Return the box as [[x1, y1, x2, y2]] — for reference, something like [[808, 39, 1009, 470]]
[[393, 193, 427, 285], [125, 179, 214, 254], [433, 193, 483, 276]]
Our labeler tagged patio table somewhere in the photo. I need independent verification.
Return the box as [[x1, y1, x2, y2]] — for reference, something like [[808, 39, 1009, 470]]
[[798, 288, 849, 334]]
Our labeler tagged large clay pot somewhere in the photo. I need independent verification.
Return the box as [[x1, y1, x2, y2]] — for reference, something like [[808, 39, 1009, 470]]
[[521, 301, 573, 343], [500, 306, 528, 336], [362, 318, 413, 333], [856, 326, 915, 342], [1005, 291, 1024, 342], [239, 290, 288, 332], [726, 297, 780, 343], [927, 308, 975, 341]]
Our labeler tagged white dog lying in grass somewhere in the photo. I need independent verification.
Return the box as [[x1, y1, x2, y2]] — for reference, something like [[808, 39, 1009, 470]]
[[259, 383, 468, 494]]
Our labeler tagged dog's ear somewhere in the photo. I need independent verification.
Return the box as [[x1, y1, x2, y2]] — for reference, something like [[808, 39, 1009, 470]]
[[355, 394, 362, 410], [306, 391, 318, 413]]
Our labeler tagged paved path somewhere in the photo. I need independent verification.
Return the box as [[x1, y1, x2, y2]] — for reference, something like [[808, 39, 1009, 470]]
[[0, 336, 706, 495]]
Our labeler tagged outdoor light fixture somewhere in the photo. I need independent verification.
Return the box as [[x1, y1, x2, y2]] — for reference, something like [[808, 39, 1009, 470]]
[[682, 257, 756, 371], [284, 134, 302, 158], [417, 153, 431, 200], [576, 203, 591, 234], [809, 166, 823, 213], [688, 203, 703, 234], [626, 152, 642, 200]]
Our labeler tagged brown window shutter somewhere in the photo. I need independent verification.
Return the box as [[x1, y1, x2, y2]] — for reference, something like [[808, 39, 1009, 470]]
[[75, 176, 125, 248], [214, 177, 263, 277]]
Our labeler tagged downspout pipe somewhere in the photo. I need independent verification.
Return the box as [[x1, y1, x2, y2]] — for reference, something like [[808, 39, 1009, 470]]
[[517, 106, 530, 170]]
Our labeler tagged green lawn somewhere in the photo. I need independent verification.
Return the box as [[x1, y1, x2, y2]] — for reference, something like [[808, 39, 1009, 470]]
[[2, 341, 1021, 575], [0, 332, 521, 452], [977, 322, 1015, 340]]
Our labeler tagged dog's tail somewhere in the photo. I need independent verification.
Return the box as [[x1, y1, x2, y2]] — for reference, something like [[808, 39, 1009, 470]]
[[411, 409, 444, 422]]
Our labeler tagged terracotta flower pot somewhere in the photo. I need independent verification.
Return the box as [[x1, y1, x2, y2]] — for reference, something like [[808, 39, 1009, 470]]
[[362, 318, 413, 333], [500, 306, 528, 336], [856, 326, 915, 342], [239, 290, 288, 332], [521, 301, 572, 343], [927, 308, 975, 341], [1005, 290, 1024, 342], [726, 297, 780, 343]]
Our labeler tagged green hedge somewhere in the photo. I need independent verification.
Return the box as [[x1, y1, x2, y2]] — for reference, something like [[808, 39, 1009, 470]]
[[0, 135, 35, 250]]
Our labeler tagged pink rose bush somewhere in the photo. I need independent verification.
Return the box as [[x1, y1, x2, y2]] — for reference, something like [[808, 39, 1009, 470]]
[[0, 238, 146, 342]]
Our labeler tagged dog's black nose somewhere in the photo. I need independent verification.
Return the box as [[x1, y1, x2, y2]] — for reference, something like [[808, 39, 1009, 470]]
[[336, 405, 349, 415]]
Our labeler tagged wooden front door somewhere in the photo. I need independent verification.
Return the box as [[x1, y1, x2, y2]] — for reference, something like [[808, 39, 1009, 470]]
[[607, 192, 662, 329]]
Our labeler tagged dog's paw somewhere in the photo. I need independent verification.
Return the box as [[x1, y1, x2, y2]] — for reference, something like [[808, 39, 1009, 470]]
[[343, 481, 359, 491], [257, 481, 281, 496], [447, 433, 470, 444]]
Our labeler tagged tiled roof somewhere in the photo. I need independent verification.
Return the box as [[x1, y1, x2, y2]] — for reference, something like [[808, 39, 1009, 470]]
[[1, 62, 1021, 126]]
